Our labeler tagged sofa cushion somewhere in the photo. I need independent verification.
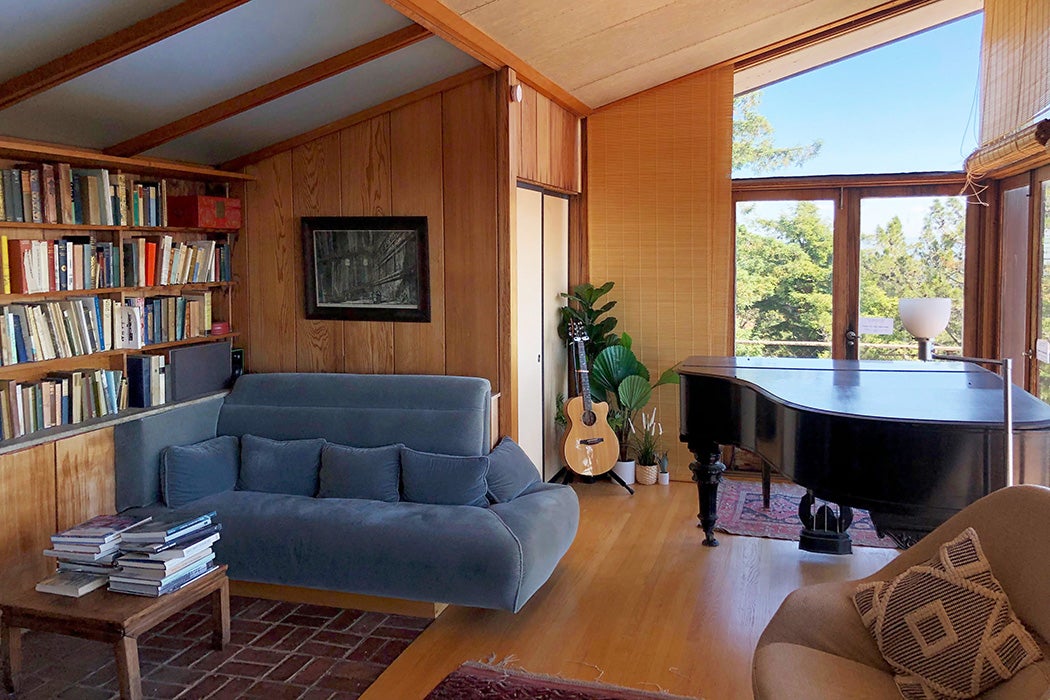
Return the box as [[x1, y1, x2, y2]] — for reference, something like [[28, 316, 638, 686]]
[[486, 437, 540, 503], [400, 447, 489, 507], [238, 434, 325, 497], [853, 527, 1042, 699], [160, 435, 240, 508], [318, 443, 401, 503]]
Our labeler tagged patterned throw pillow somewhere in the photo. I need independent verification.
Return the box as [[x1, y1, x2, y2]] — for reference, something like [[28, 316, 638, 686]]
[[853, 527, 1042, 699]]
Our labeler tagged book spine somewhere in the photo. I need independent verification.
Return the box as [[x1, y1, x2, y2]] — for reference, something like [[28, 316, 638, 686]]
[[41, 164, 57, 224]]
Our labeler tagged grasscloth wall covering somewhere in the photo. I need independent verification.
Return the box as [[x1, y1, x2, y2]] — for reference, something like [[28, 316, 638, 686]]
[[588, 65, 734, 482], [238, 73, 500, 387]]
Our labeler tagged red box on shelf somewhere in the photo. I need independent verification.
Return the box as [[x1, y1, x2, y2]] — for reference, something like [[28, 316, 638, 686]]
[[166, 195, 242, 229]]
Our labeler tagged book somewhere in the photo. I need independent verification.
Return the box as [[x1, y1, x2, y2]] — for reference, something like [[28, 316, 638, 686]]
[[120, 523, 222, 554], [43, 548, 120, 564], [121, 511, 216, 543], [50, 513, 151, 544], [109, 561, 217, 597], [35, 570, 108, 598], [117, 548, 216, 579], [119, 532, 220, 563]]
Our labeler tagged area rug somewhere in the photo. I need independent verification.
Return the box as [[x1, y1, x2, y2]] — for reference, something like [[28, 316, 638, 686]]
[[425, 662, 699, 699], [716, 478, 897, 549], [6, 596, 429, 699]]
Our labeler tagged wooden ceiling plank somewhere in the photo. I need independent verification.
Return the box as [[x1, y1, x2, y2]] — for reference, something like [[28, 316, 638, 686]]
[[104, 23, 432, 158], [0, 0, 251, 112], [381, 0, 591, 116], [219, 65, 493, 171]]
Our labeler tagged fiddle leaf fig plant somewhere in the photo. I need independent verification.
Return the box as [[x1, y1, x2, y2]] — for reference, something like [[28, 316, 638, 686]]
[[558, 281, 621, 364]]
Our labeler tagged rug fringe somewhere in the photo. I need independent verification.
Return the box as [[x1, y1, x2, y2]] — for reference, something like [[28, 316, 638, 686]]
[[464, 659, 701, 699]]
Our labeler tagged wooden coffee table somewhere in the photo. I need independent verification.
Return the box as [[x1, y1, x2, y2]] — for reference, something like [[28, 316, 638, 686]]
[[1, 564, 229, 700]]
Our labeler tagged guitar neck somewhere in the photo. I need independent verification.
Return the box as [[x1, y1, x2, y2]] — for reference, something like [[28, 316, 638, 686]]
[[575, 339, 593, 412]]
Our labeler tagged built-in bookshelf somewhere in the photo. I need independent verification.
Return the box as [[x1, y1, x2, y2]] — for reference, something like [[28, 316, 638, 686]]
[[0, 137, 252, 445]]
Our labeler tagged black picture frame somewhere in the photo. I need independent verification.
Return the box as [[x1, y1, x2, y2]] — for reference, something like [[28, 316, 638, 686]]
[[301, 216, 430, 322]]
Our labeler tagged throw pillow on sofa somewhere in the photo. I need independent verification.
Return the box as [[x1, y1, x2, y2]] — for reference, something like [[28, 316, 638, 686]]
[[238, 434, 326, 497], [160, 435, 240, 508], [486, 436, 541, 503], [400, 446, 489, 507], [853, 527, 1042, 699], [319, 443, 402, 503]]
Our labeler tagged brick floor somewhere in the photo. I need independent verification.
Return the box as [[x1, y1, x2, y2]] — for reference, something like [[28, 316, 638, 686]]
[[2, 596, 430, 700]]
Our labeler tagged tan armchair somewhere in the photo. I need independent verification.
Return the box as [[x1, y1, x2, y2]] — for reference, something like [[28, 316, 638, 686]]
[[752, 485, 1050, 699]]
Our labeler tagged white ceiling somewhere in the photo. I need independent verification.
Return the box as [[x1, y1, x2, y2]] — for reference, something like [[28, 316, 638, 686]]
[[0, 0, 980, 166]]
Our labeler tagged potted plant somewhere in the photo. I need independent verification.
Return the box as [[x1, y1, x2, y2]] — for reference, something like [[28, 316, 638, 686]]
[[590, 333, 679, 484], [657, 450, 670, 485], [632, 407, 664, 485], [558, 281, 621, 365]]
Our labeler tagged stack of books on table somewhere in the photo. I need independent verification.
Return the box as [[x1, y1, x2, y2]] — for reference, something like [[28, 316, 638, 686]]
[[109, 511, 221, 597], [38, 513, 152, 597]]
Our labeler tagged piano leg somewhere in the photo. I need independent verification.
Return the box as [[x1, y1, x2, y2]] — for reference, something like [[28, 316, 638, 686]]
[[689, 443, 726, 547]]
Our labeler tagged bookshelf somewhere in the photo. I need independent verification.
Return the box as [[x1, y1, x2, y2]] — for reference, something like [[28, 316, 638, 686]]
[[0, 137, 252, 446]]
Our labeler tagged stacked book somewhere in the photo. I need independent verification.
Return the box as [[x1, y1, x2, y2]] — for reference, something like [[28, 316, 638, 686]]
[[37, 514, 152, 597], [109, 511, 221, 597]]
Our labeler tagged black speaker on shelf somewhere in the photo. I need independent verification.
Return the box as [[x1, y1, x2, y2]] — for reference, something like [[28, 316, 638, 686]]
[[230, 347, 245, 385]]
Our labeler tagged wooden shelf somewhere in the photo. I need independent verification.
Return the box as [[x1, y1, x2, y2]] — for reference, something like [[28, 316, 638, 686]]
[[0, 390, 230, 456], [0, 282, 232, 304], [135, 332, 239, 353], [0, 221, 238, 235], [0, 136, 253, 182]]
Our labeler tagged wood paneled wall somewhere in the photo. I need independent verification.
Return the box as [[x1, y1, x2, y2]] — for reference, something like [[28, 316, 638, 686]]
[[0, 427, 115, 582], [239, 73, 501, 389], [587, 65, 734, 482], [515, 83, 581, 194]]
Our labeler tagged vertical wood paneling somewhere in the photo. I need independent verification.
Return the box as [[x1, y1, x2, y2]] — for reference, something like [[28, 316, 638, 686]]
[[549, 102, 580, 192], [246, 153, 297, 372], [535, 94, 551, 187], [293, 133, 344, 372], [228, 180, 250, 364], [588, 65, 734, 482], [519, 84, 539, 183], [443, 75, 500, 386], [341, 117, 395, 373], [55, 428, 115, 531], [0, 444, 56, 582], [391, 95, 447, 374], [240, 73, 501, 386]]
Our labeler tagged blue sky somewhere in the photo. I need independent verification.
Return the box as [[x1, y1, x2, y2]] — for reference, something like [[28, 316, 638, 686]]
[[734, 12, 984, 179]]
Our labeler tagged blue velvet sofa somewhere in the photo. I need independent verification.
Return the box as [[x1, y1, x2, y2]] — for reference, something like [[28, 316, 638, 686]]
[[113, 373, 580, 613]]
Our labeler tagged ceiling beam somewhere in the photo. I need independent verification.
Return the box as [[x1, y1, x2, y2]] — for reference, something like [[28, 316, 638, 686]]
[[0, 0, 251, 112], [104, 24, 432, 157], [381, 0, 591, 117]]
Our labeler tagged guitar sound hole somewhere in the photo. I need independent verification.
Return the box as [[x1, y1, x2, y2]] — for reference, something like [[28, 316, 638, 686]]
[[582, 411, 597, 427]]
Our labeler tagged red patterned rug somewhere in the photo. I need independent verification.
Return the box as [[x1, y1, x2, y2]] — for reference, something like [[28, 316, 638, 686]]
[[716, 478, 897, 549], [425, 662, 699, 699]]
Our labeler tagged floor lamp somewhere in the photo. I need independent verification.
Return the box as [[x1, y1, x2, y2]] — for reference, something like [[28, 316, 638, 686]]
[[898, 298, 1013, 487]]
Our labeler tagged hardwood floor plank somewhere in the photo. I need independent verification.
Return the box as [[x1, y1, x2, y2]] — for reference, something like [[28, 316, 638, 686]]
[[361, 481, 897, 700]]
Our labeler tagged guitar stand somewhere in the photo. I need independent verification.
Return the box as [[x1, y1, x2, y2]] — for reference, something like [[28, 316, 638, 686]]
[[551, 466, 635, 495]]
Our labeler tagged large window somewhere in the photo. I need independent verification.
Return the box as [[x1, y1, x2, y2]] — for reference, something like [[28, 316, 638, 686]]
[[734, 177, 967, 360]]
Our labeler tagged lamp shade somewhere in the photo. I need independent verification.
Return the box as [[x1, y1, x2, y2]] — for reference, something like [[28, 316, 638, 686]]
[[899, 298, 952, 339]]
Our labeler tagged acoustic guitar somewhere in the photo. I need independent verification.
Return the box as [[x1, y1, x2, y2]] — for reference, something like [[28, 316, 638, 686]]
[[561, 321, 620, 476]]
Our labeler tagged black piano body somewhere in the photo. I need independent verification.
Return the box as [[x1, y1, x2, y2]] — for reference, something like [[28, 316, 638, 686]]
[[678, 356, 1050, 547]]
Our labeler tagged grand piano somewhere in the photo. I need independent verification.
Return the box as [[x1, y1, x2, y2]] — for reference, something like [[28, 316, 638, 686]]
[[678, 356, 1050, 552]]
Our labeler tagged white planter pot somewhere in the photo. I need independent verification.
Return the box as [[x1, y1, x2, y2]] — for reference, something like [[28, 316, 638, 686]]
[[613, 460, 636, 485], [658, 472, 670, 485]]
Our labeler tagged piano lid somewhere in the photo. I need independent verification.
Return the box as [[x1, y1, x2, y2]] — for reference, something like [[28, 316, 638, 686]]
[[678, 356, 1050, 428]]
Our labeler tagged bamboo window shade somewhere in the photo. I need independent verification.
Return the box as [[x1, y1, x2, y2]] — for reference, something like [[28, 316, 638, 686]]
[[965, 0, 1050, 178]]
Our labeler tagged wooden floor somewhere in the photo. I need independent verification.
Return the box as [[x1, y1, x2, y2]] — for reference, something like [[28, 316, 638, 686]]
[[361, 480, 898, 700]]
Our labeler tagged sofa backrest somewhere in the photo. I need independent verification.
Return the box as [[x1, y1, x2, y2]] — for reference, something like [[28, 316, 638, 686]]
[[114, 373, 492, 511], [217, 373, 491, 455]]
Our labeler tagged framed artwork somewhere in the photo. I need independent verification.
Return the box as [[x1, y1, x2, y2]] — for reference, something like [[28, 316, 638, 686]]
[[301, 216, 430, 322]]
